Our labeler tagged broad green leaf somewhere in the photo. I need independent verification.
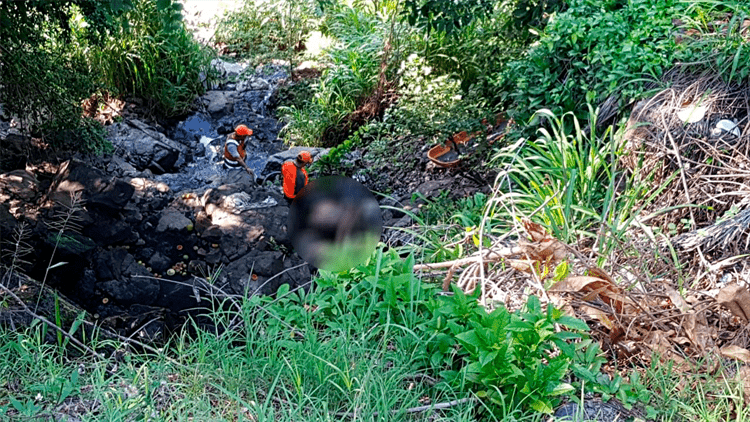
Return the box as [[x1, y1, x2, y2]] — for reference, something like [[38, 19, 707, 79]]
[[530, 398, 554, 414], [557, 315, 590, 331], [550, 382, 574, 396]]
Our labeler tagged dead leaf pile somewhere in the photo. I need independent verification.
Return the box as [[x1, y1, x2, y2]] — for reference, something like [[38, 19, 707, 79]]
[[416, 219, 750, 394]]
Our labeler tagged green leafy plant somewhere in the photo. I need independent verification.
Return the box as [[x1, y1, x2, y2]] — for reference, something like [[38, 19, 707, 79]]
[[498, 0, 689, 123], [378, 53, 489, 140], [402, 0, 494, 36], [493, 107, 619, 245], [452, 294, 588, 414]]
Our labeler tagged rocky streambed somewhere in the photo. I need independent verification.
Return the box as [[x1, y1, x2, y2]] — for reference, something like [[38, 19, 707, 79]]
[[0, 56, 495, 341], [0, 62, 332, 338]]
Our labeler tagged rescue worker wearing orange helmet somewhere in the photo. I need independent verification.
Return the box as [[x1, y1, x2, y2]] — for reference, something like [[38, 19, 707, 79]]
[[223, 124, 254, 176], [282, 151, 313, 202]]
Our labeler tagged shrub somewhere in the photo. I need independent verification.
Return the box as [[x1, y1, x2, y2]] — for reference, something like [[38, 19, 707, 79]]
[[93, 0, 216, 117], [214, 0, 318, 66], [0, 1, 114, 152], [379, 54, 489, 140], [278, 6, 400, 146], [253, 247, 600, 417], [498, 0, 688, 123], [492, 107, 619, 245]]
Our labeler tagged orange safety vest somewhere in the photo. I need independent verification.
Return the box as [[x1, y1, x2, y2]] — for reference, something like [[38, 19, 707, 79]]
[[282, 160, 308, 199], [223, 135, 246, 167]]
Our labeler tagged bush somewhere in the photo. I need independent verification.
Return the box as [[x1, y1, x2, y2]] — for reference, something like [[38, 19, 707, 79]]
[[498, 0, 688, 123], [278, 6, 401, 146], [214, 0, 318, 66], [93, 0, 216, 117], [379, 54, 489, 140], [0, 1, 114, 152], [255, 247, 596, 416]]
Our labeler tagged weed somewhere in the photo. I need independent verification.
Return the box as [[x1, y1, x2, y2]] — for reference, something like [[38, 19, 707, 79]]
[[491, 107, 621, 246]]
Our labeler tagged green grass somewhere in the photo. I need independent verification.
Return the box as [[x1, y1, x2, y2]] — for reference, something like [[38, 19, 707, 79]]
[[0, 248, 600, 421]]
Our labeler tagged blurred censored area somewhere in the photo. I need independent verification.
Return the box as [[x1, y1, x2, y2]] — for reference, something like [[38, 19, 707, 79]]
[[288, 176, 382, 272]]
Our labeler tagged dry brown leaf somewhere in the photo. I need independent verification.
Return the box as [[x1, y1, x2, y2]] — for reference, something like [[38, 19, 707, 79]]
[[716, 284, 750, 322], [665, 286, 691, 313], [522, 219, 550, 243], [551, 275, 635, 313], [737, 366, 750, 403], [509, 259, 536, 274], [720, 345, 750, 364], [586, 267, 615, 284], [684, 313, 714, 352], [644, 330, 690, 369], [580, 304, 616, 330]]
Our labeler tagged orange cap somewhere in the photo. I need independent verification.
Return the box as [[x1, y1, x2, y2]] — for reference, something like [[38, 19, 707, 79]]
[[235, 125, 253, 137], [297, 151, 312, 164]]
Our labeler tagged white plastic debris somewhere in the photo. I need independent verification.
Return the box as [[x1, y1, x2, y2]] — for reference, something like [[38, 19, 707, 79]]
[[224, 192, 278, 213], [712, 119, 741, 137], [677, 104, 707, 123]]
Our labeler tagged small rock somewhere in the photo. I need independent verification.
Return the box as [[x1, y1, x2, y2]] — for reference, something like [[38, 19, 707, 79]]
[[156, 210, 193, 232]]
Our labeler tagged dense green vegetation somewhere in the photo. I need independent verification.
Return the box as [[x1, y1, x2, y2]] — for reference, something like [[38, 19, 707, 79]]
[[3, 0, 750, 419], [0, 0, 215, 152]]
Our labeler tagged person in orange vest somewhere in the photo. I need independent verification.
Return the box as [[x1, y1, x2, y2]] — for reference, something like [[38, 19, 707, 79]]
[[223, 124, 254, 176], [282, 151, 313, 202]]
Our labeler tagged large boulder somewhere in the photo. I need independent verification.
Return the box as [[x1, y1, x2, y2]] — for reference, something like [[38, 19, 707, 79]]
[[94, 248, 160, 307], [202, 90, 235, 119], [107, 119, 188, 173], [47, 159, 134, 212], [223, 250, 310, 296], [0, 169, 39, 203]]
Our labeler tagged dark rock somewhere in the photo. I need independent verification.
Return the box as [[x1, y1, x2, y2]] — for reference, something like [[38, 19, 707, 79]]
[[122, 204, 143, 224], [148, 251, 171, 273], [107, 119, 188, 173], [187, 259, 207, 275], [156, 210, 193, 232], [97, 250, 159, 306], [220, 235, 249, 260], [205, 247, 223, 264], [74, 268, 98, 304], [0, 169, 39, 203], [415, 179, 452, 197], [106, 155, 138, 178], [94, 248, 128, 280], [0, 202, 17, 245], [224, 250, 310, 295], [48, 159, 134, 212], [85, 217, 138, 245], [201, 225, 223, 242]]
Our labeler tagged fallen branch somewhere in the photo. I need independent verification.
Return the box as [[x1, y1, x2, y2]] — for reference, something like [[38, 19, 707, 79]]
[[269, 393, 474, 419], [413, 245, 521, 271], [0, 281, 103, 359], [334, 397, 475, 418]]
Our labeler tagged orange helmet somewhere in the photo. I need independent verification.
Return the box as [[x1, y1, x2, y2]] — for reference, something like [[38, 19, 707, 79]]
[[235, 125, 253, 137], [297, 151, 313, 164]]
